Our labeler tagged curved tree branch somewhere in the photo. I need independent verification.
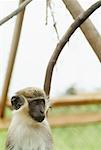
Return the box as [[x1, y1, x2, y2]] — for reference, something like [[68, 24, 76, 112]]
[[44, 0, 101, 96], [0, 0, 32, 26]]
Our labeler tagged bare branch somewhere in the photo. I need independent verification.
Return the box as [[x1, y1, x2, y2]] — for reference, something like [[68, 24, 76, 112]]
[[44, 0, 101, 96], [45, 0, 59, 40], [49, 2, 60, 40], [0, 0, 32, 26], [45, 0, 49, 25]]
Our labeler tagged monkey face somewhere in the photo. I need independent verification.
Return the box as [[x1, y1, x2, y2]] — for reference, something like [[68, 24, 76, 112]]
[[28, 98, 45, 122], [11, 95, 46, 123]]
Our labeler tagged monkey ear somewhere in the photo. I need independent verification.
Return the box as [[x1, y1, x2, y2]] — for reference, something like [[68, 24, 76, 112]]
[[11, 96, 25, 110], [11, 96, 18, 102]]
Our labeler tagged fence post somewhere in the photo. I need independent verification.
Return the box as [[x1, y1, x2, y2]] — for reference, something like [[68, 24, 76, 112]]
[[0, 0, 26, 118]]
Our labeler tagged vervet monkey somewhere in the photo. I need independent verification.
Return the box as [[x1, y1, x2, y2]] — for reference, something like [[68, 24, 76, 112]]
[[6, 87, 53, 150]]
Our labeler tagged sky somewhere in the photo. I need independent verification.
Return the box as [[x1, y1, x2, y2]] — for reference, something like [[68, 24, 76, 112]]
[[0, 0, 101, 98]]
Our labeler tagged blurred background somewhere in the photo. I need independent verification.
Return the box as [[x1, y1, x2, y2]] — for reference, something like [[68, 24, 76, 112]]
[[0, 0, 101, 150], [1, 0, 101, 98]]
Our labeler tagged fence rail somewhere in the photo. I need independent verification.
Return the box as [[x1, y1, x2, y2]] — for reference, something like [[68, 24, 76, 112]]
[[0, 94, 100, 128], [52, 94, 101, 107]]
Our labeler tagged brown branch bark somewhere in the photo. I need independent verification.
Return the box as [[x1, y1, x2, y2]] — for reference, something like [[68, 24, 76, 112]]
[[62, 0, 101, 62], [0, 0, 26, 118], [44, 1, 101, 96], [0, 0, 32, 26]]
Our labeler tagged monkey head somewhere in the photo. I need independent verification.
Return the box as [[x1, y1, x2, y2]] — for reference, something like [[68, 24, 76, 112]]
[[11, 87, 49, 123]]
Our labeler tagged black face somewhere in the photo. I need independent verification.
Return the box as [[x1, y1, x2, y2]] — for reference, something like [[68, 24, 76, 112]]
[[28, 98, 45, 122], [11, 96, 25, 110]]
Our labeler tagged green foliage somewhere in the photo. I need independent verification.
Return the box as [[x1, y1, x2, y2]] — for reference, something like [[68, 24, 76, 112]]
[[64, 85, 78, 95]]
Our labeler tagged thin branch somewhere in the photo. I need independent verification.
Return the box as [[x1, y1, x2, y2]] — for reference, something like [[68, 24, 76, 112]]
[[0, 0, 32, 26], [45, 0, 49, 25], [44, 0, 101, 96], [45, 0, 59, 40], [49, 2, 60, 40]]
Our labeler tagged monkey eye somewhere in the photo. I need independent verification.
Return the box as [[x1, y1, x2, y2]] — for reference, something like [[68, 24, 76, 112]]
[[34, 99, 45, 105], [11, 96, 25, 110], [28, 98, 45, 106]]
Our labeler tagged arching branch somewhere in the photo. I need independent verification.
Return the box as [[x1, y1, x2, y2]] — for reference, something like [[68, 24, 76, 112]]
[[44, 0, 101, 96], [0, 0, 32, 26]]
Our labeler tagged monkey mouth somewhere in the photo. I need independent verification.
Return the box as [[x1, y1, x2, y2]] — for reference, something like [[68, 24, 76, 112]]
[[34, 115, 45, 122], [30, 114, 45, 122]]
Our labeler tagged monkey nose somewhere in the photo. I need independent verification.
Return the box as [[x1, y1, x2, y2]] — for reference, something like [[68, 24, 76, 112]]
[[40, 110, 44, 114]]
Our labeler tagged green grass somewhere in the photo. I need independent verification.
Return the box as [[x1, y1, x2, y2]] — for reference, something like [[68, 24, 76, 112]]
[[0, 130, 7, 150], [1, 123, 101, 150], [52, 124, 101, 150], [1, 106, 101, 150]]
